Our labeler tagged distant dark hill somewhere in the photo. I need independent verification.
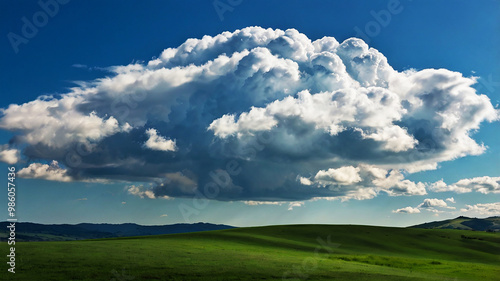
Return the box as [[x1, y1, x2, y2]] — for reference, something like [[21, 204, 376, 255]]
[[0, 222, 234, 241], [410, 216, 500, 232]]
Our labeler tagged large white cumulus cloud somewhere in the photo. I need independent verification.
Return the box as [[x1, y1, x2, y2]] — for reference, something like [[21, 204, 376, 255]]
[[0, 27, 497, 201]]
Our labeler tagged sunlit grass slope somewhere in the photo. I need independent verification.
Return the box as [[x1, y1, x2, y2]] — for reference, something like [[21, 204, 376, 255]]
[[6, 225, 500, 280]]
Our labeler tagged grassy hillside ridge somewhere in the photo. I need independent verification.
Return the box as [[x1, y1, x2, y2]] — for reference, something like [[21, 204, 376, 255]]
[[410, 216, 500, 231], [7, 224, 500, 280], [0, 221, 234, 241]]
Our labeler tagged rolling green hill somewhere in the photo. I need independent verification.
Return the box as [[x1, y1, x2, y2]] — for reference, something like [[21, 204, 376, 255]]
[[411, 216, 500, 231], [6, 225, 500, 280]]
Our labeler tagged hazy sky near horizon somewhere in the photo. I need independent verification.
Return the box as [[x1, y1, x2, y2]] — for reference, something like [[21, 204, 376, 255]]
[[0, 0, 499, 227]]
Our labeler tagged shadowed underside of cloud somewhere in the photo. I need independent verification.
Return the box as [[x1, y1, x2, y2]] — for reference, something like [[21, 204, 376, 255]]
[[1, 27, 498, 201]]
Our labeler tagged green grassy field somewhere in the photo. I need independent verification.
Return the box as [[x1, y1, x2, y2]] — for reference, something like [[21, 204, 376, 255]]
[[4, 225, 500, 280]]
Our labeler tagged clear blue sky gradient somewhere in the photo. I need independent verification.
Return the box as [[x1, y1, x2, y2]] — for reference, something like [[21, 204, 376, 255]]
[[0, 0, 498, 226]]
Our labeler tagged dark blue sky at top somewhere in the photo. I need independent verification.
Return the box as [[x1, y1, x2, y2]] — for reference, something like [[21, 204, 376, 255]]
[[1, 0, 498, 105], [0, 0, 498, 225]]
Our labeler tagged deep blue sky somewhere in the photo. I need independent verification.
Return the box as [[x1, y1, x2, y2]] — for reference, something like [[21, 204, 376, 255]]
[[0, 0, 499, 226]]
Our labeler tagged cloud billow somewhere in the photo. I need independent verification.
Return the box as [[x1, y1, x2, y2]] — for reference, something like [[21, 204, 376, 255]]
[[0, 27, 497, 201]]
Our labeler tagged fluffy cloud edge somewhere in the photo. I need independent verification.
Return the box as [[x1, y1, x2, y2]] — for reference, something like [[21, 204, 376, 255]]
[[429, 177, 500, 194], [143, 128, 177, 152], [392, 206, 421, 214], [460, 202, 500, 216], [393, 197, 459, 214], [18, 161, 73, 182], [299, 164, 427, 199], [0, 145, 20, 164], [126, 184, 172, 199]]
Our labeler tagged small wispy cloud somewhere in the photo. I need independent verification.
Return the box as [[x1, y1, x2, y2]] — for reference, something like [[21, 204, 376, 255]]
[[71, 64, 107, 72], [243, 201, 282, 206], [392, 206, 420, 214], [288, 202, 304, 211], [72, 63, 88, 69], [393, 198, 456, 214]]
